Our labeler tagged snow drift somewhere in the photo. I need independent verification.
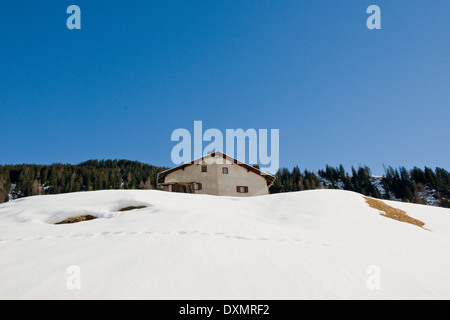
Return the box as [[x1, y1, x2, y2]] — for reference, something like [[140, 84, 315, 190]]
[[0, 189, 449, 299]]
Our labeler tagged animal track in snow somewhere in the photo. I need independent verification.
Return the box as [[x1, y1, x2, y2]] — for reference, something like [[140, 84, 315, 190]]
[[0, 230, 332, 247]]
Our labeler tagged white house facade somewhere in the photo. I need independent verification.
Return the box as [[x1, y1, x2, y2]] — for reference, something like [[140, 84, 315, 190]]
[[157, 152, 275, 196]]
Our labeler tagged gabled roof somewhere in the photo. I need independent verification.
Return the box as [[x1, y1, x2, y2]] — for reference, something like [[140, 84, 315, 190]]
[[157, 151, 275, 186]]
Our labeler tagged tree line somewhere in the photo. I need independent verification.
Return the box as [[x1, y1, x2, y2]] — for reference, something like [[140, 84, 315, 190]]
[[0, 160, 449, 208], [270, 164, 450, 208], [0, 160, 166, 203]]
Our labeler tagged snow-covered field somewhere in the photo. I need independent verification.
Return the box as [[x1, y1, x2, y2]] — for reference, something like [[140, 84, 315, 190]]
[[0, 189, 449, 299]]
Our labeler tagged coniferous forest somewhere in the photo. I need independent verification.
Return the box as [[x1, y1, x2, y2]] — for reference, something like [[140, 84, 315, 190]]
[[270, 165, 450, 208], [0, 160, 449, 208], [0, 160, 166, 204]]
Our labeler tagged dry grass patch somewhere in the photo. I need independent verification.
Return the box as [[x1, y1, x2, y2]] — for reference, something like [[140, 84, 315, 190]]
[[118, 205, 147, 212], [56, 215, 97, 225], [363, 196, 426, 229]]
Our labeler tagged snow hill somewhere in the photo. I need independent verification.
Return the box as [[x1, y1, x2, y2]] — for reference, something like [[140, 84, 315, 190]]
[[0, 189, 449, 299]]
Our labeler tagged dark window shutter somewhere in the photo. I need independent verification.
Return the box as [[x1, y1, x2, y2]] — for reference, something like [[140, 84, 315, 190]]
[[236, 186, 249, 193]]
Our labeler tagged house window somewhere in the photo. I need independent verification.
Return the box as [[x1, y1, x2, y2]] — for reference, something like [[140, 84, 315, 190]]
[[222, 167, 228, 174], [194, 183, 202, 191], [236, 186, 249, 193], [201, 165, 207, 173]]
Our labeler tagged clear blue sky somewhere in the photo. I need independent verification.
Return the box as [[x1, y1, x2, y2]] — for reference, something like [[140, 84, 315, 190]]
[[1, 1, 449, 175]]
